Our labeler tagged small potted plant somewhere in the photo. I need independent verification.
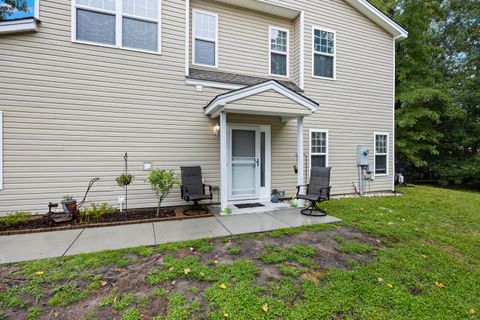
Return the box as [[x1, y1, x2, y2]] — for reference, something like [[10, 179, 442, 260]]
[[61, 195, 77, 214], [116, 173, 134, 210]]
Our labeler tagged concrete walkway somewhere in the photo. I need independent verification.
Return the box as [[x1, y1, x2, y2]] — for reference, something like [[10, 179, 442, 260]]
[[0, 209, 341, 264]]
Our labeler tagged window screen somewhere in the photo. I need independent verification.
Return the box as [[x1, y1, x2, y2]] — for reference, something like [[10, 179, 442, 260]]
[[122, 17, 158, 51], [76, 9, 116, 45]]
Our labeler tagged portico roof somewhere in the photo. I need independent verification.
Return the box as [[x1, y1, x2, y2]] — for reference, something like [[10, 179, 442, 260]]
[[204, 80, 318, 119]]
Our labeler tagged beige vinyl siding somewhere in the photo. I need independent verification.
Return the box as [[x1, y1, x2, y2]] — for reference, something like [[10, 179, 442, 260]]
[[225, 90, 311, 115], [189, 0, 296, 81], [0, 0, 394, 214]]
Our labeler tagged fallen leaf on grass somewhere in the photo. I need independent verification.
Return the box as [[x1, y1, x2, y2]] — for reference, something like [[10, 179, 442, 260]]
[[223, 312, 229, 318], [301, 270, 326, 284], [35, 271, 44, 276], [219, 283, 227, 289], [168, 267, 174, 272], [386, 284, 394, 289], [262, 303, 269, 313], [171, 280, 176, 285], [377, 278, 384, 283], [113, 268, 123, 273], [469, 309, 476, 315], [435, 282, 446, 289], [184, 268, 191, 275], [99, 280, 107, 287], [190, 247, 194, 251]]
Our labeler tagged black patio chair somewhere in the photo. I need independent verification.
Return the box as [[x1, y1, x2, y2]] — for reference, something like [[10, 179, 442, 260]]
[[296, 167, 332, 216], [180, 166, 213, 216]]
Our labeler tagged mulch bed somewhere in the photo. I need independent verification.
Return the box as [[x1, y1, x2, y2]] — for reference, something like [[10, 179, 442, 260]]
[[0, 206, 215, 236]]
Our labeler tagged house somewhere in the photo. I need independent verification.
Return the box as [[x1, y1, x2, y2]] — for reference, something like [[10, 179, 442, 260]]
[[0, 0, 407, 215]]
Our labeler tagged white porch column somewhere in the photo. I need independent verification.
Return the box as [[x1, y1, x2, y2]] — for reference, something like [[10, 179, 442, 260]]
[[297, 116, 305, 207], [220, 111, 228, 214]]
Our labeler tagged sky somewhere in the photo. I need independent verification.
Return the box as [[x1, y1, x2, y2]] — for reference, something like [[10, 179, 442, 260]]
[[0, 0, 35, 19]]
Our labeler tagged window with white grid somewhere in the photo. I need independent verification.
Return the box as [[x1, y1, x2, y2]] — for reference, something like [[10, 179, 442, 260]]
[[269, 26, 289, 76], [310, 130, 328, 169], [192, 9, 218, 67], [313, 27, 335, 79], [375, 133, 388, 175], [73, 0, 160, 53]]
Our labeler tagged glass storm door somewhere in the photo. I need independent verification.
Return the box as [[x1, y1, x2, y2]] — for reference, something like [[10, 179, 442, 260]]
[[229, 127, 260, 200]]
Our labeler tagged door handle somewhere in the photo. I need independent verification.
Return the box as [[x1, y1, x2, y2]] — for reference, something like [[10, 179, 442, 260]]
[[255, 159, 260, 166]]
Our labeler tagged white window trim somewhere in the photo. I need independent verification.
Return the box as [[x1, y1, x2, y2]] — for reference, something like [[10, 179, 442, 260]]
[[71, 0, 162, 54], [309, 129, 329, 173], [311, 26, 336, 80], [0, 111, 3, 190], [374, 132, 389, 176], [192, 8, 218, 68], [268, 25, 289, 78]]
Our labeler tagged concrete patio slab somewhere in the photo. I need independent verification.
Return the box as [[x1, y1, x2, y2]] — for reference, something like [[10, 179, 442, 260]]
[[216, 212, 290, 235], [153, 217, 231, 244], [65, 223, 155, 256], [266, 209, 342, 227], [0, 229, 83, 264]]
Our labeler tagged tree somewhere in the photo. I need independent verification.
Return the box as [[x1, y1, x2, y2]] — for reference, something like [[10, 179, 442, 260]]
[[370, 0, 478, 185], [0, 0, 28, 20], [145, 169, 179, 217]]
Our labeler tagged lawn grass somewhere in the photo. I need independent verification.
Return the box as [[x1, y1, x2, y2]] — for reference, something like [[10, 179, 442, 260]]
[[1, 185, 479, 319]]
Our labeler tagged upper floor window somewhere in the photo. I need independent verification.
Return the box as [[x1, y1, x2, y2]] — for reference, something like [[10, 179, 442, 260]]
[[269, 26, 289, 77], [73, 0, 161, 53], [313, 27, 335, 79], [192, 9, 218, 67], [310, 129, 328, 168], [374, 133, 388, 175]]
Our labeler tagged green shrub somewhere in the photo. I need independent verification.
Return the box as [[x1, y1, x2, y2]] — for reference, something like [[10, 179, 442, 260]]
[[145, 169, 180, 216], [82, 203, 117, 223], [0, 211, 31, 228]]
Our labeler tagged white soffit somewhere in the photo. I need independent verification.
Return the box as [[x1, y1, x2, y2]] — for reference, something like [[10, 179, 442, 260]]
[[0, 18, 39, 34], [213, 0, 300, 19]]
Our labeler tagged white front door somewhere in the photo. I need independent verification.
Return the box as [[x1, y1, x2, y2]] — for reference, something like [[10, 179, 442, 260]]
[[229, 126, 260, 200], [228, 124, 271, 202]]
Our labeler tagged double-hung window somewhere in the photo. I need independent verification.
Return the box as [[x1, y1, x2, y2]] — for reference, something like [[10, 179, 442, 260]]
[[73, 0, 161, 53], [313, 27, 335, 79], [310, 130, 328, 168], [374, 133, 389, 175], [269, 26, 289, 77], [192, 9, 218, 67]]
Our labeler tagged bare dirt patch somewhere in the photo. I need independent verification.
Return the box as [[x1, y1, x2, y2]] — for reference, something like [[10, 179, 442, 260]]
[[1, 226, 381, 319]]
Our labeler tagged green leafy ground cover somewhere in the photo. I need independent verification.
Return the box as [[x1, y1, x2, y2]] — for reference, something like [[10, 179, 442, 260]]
[[0, 185, 478, 319]]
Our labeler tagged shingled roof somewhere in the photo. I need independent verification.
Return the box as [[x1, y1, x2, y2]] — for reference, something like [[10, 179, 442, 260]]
[[188, 68, 303, 93]]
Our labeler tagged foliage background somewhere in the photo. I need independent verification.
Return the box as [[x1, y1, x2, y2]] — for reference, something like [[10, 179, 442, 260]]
[[371, 0, 480, 186]]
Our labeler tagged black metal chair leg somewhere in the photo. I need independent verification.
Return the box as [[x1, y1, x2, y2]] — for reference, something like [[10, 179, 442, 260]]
[[300, 201, 328, 217], [183, 201, 209, 216]]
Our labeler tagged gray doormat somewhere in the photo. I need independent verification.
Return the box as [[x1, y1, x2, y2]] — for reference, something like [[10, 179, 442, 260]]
[[234, 203, 265, 209]]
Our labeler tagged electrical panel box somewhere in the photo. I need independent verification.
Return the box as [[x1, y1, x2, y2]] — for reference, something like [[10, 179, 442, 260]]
[[357, 145, 370, 166]]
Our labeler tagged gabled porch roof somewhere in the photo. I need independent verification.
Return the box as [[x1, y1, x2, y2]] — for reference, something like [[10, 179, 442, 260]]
[[204, 80, 319, 119]]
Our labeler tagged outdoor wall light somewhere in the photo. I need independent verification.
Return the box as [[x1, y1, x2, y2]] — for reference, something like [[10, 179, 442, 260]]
[[213, 123, 220, 136]]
